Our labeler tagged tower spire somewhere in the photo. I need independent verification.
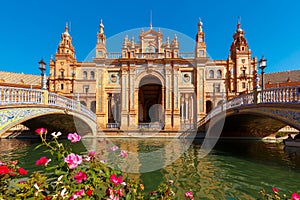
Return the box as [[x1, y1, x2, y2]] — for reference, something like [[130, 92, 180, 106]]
[[65, 21, 69, 33], [198, 17, 203, 32], [237, 16, 242, 31], [99, 19, 104, 34], [150, 10, 152, 29]]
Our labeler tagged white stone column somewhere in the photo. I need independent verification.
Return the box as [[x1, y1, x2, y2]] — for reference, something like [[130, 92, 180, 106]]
[[197, 67, 205, 121], [120, 69, 129, 129]]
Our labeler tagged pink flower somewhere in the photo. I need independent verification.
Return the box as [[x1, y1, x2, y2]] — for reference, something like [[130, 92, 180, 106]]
[[120, 150, 127, 158], [69, 189, 84, 200], [292, 192, 300, 200], [74, 171, 87, 183], [88, 151, 95, 157], [107, 194, 119, 200], [272, 187, 279, 194], [64, 153, 82, 169], [36, 156, 51, 166], [67, 133, 81, 143], [110, 174, 123, 186], [19, 180, 25, 184], [185, 191, 194, 199], [110, 146, 119, 151], [18, 168, 28, 175], [35, 128, 47, 135], [117, 188, 124, 197]]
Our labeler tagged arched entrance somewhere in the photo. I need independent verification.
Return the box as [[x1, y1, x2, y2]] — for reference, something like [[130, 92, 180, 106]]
[[138, 75, 163, 125]]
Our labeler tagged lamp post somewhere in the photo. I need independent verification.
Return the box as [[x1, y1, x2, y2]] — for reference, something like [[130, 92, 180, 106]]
[[38, 58, 47, 90], [259, 55, 267, 102]]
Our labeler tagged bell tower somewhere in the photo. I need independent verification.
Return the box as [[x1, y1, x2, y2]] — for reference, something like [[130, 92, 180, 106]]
[[96, 20, 106, 58], [49, 22, 77, 96], [227, 18, 257, 96], [195, 18, 206, 58]]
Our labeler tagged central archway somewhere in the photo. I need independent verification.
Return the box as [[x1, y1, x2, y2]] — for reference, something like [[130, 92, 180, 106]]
[[138, 75, 163, 124]]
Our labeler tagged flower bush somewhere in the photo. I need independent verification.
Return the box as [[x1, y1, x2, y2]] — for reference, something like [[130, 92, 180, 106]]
[[260, 187, 300, 200], [0, 128, 176, 199]]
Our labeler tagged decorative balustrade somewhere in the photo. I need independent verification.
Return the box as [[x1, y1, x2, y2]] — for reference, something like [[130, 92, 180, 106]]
[[0, 86, 44, 105], [179, 52, 195, 58], [262, 87, 300, 103], [206, 86, 300, 123], [106, 52, 122, 59], [135, 53, 165, 59], [105, 52, 195, 59], [138, 123, 163, 130], [0, 86, 96, 121], [106, 123, 120, 129]]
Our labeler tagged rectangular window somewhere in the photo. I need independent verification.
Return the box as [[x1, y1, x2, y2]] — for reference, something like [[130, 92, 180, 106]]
[[242, 82, 246, 89], [199, 50, 204, 57], [83, 85, 89, 93], [242, 70, 246, 77], [215, 83, 221, 93]]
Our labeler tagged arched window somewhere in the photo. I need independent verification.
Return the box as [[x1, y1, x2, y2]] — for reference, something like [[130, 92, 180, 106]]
[[90, 71, 95, 80], [83, 71, 87, 80], [209, 70, 214, 79], [217, 70, 222, 78]]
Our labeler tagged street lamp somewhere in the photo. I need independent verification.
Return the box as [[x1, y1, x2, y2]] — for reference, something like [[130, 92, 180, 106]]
[[38, 58, 47, 90], [259, 55, 267, 102]]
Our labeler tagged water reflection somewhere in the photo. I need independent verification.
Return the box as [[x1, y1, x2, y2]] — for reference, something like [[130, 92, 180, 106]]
[[82, 137, 193, 173]]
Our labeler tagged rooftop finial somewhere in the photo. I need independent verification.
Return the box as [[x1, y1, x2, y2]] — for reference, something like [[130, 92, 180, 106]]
[[198, 17, 203, 32], [65, 21, 69, 32], [100, 19, 104, 34], [237, 16, 241, 30], [150, 10, 152, 29]]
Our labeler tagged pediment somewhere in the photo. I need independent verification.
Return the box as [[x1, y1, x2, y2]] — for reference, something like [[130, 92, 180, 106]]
[[140, 28, 162, 38]]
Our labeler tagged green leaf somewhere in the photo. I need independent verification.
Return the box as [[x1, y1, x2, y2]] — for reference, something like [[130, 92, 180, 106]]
[[126, 193, 132, 200], [34, 143, 44, 150]]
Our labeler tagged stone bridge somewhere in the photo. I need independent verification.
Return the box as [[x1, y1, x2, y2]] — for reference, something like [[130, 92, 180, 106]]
[[0, 86, 97, 138], [185, 86, 300, 138]]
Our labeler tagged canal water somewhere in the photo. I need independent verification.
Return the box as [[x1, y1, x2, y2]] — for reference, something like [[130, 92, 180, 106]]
[[1, 138, 300, 199]]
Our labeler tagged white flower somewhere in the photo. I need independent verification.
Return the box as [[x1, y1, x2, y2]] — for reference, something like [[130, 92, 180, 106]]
[[54, 175, 63, 185], [83, 155, 91, 162], [51, 131, 62, 138], [34, 183, 43, 196], [60, 187, 68, 197], [121, 182, 126, 186]]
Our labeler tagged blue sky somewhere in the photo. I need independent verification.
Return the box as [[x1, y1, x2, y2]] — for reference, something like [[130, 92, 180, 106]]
[[0, 0, 299, 75]]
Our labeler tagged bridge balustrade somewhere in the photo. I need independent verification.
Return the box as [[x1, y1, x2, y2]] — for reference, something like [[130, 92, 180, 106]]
[[262, 87, 300, 103], [0, 86, 43, 105], [0, 86, 96, 122], [48, 92, 96, 121], [205, 86, 300, 125]]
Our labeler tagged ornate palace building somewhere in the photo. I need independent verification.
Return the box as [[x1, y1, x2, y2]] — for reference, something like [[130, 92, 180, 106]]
[[48, 19, 257, 132]]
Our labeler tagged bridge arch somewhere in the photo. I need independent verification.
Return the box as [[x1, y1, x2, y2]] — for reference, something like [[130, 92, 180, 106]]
[[194, 87, 300, 138], [0, 106, 96, 138]]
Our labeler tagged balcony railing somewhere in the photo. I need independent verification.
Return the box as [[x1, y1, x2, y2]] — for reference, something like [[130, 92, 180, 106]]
[[138, 123, 163, 130], [105, 52, 195, 59], [106, 123, 120, 129], [179, 52, 195, 58]]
